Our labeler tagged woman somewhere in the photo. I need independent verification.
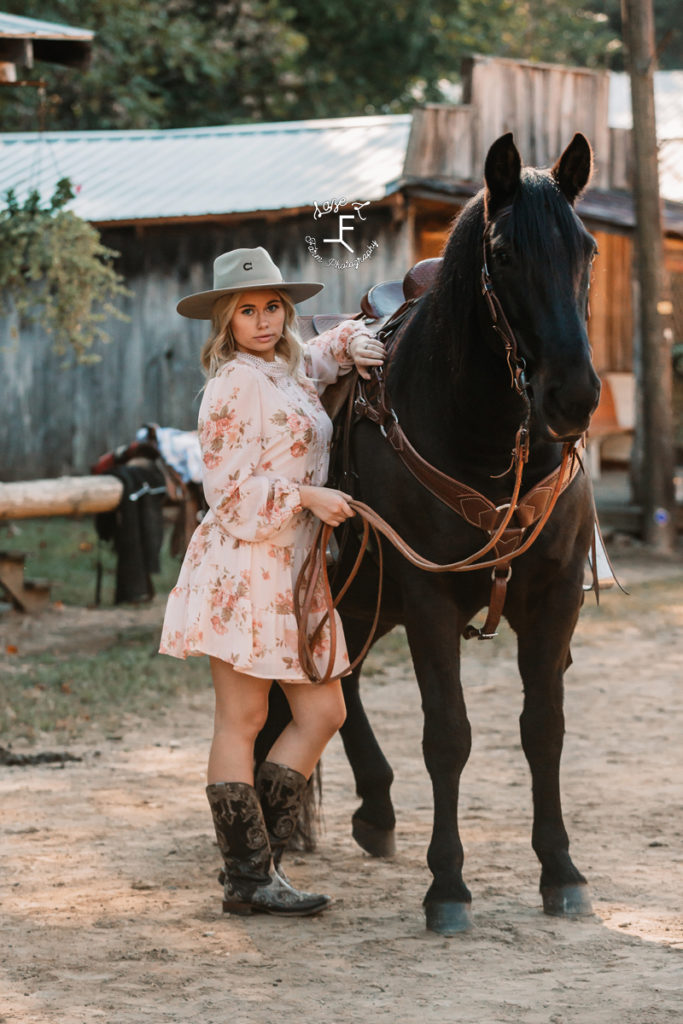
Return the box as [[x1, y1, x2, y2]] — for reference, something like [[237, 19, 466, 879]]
[[159, 247, 384, 916]]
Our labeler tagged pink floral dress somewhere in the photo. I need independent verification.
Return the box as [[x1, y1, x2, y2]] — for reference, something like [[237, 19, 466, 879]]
[[159, 321, 363, 681]]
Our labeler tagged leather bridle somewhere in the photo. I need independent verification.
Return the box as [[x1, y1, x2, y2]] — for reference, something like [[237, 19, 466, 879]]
[[480, 234, 531, 401], [294, 236, 584, 684]]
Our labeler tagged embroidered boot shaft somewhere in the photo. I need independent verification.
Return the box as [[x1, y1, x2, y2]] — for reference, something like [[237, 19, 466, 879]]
[[255, 761, 310, 868]]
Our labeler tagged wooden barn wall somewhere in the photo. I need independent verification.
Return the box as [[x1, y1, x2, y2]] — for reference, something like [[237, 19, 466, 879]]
[[665, 238, 683, 350], [462, 57, 610, 187], [0, 206, 412, 481], [587, 229, 634, 373]]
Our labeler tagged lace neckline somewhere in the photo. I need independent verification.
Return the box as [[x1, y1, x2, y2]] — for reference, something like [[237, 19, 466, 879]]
[[234, 351, 291, 379]]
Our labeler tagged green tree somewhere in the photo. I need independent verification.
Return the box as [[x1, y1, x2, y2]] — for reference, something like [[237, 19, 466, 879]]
[[584, 0, 683, 69], [0, 179, 129, 362], [0, 0, 307, 130], [0, 0, 627, 131]]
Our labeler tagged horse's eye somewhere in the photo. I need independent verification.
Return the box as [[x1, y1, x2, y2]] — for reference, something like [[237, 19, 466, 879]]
[[494, 249, 510, 266]]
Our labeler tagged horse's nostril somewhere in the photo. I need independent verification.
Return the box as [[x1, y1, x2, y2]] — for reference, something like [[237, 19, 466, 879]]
[[544, 378, 599, 436]]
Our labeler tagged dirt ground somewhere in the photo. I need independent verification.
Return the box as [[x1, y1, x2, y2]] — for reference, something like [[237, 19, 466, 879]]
[[1, 545, 682, 1024]]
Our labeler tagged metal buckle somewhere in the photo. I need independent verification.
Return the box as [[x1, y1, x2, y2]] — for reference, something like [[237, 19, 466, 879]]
[[491, 565, 512, 582], [379, 408, 399, 439]]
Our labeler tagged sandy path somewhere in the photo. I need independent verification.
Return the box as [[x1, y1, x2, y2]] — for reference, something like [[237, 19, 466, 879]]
[[1, 548, 682, 1023]]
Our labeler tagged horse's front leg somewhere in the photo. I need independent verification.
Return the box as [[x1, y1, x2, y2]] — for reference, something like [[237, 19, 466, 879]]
[[403, 580, 473, 934], [339, 616, 397, 857], [513, 582, 592, 917]]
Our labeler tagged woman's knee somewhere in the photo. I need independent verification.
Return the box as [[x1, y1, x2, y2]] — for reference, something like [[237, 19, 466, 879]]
[[210, 659, 271, 740], [304, 687, 347, 738], [327, 690, 347, 733], [213, 700, 269, 742]]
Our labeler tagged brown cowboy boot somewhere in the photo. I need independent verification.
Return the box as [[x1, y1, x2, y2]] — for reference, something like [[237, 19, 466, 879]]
[[206, 781, 329, 917]]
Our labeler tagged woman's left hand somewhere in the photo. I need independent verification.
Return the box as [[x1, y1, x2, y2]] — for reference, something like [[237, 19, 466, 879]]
[[348, 331, 386, 380]]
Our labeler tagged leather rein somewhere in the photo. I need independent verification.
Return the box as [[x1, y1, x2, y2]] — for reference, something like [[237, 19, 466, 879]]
[[294, 236, 583, 684]]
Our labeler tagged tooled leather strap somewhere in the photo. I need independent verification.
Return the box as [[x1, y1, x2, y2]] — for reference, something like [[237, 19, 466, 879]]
[[294, 442, 580, 681]]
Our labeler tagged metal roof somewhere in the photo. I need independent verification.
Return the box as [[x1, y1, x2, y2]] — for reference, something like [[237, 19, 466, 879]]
[[0, 116, 412, 223], [0, 12, 93, 40], [1, 68, 681, 223], [608, 71, 683, 141], [608, 71, 683, 205]]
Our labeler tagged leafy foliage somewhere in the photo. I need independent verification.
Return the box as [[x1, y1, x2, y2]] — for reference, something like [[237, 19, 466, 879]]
[[0, 178, 129, 363], [584, 0, 683, 70], [3, 0, 679, 132], [0, 0, 306, 129], [0, 0, 629, 131]]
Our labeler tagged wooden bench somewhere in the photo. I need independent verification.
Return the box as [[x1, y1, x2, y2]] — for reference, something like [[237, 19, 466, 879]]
[[0, 550, 51, 612], [586, 372, 636, 478]]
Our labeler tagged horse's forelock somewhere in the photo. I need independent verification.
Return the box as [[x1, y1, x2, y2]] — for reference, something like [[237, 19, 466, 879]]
[[502, 169, 586, 277]]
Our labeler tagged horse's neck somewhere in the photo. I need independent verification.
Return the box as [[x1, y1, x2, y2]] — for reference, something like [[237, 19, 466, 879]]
[[390, 318, 556, 495], [392, 328, 520, 472]]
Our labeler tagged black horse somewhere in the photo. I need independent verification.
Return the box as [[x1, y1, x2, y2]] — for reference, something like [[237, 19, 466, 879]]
[[262, 132, 601, 934]]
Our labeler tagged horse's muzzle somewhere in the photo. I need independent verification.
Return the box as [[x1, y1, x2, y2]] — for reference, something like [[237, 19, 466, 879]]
[[540, 369, 601, 441]]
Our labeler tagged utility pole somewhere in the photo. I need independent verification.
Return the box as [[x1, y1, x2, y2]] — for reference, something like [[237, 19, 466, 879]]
[[621, 0, 676, 552]]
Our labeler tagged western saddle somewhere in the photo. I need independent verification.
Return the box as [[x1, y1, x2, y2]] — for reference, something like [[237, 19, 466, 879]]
[[296, 257, 442, 342], [297, 257, 442, 421]]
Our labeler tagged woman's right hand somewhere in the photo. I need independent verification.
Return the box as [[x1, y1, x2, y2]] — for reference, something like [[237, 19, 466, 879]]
[[299, 485, 355, 527]]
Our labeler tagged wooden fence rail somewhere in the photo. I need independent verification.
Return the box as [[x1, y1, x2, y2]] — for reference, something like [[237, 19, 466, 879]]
[[0, 476, 123, 521], [0, 476, 125, 612]]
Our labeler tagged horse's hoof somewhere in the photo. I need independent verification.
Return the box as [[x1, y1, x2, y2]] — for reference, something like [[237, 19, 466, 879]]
[[425, 900, 473, 935], [351, 817, 396, 858], [541, 883, 593, 917]]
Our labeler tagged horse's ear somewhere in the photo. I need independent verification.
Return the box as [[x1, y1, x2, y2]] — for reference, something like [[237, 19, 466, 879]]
[[484, 133, 521, 216], [552, 133, 593, 205]]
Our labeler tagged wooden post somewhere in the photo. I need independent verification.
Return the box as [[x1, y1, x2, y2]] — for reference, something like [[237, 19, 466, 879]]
[[621, 0, 676, 551]]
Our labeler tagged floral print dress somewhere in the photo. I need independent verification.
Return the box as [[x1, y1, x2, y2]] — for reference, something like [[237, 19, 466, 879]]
[[159, 321, 363, 681]]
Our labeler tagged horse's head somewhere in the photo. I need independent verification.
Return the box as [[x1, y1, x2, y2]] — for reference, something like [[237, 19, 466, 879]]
[[482, 133, 601, 441]]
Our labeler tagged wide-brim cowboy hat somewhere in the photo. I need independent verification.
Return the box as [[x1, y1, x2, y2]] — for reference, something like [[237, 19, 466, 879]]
[[177, 247, 324, 319]]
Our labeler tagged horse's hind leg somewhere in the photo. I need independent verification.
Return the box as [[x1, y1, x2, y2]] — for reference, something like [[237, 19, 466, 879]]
[[339, 618, 397, 857], [515, 593, 592, 917]]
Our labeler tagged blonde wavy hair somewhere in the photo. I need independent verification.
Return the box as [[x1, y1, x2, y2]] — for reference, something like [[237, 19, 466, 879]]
[[200, 289, 304, 379]]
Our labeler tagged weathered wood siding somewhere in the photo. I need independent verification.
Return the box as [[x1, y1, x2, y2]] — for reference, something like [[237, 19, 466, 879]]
[[463, 56, 610, 187], [403, 106, 474, 180], [588, 230, 634, 373], [0, 205, 412, 481]]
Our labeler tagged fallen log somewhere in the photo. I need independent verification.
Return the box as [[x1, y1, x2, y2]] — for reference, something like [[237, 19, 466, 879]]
[[0, 476, 124, 520]]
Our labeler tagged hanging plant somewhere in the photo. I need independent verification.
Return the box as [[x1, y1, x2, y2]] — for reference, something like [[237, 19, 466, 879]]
[[0, 177, 130, 364]]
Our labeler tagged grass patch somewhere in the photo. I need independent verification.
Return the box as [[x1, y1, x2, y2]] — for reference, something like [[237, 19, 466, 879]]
[[0, 516, 206, 743], [0, 516, 183, 607], [1, 622, 208, 743]]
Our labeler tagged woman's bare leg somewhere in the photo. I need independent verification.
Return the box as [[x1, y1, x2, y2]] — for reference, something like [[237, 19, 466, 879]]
[[266, 679, 347, 779], [207, 657, 272, 784]]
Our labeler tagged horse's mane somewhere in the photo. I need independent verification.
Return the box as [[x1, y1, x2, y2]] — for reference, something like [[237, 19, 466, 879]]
[[392, 169, 587, 389]]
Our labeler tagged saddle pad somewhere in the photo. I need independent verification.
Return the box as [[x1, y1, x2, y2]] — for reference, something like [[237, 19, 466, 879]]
[[296, 314, 353, 342]]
